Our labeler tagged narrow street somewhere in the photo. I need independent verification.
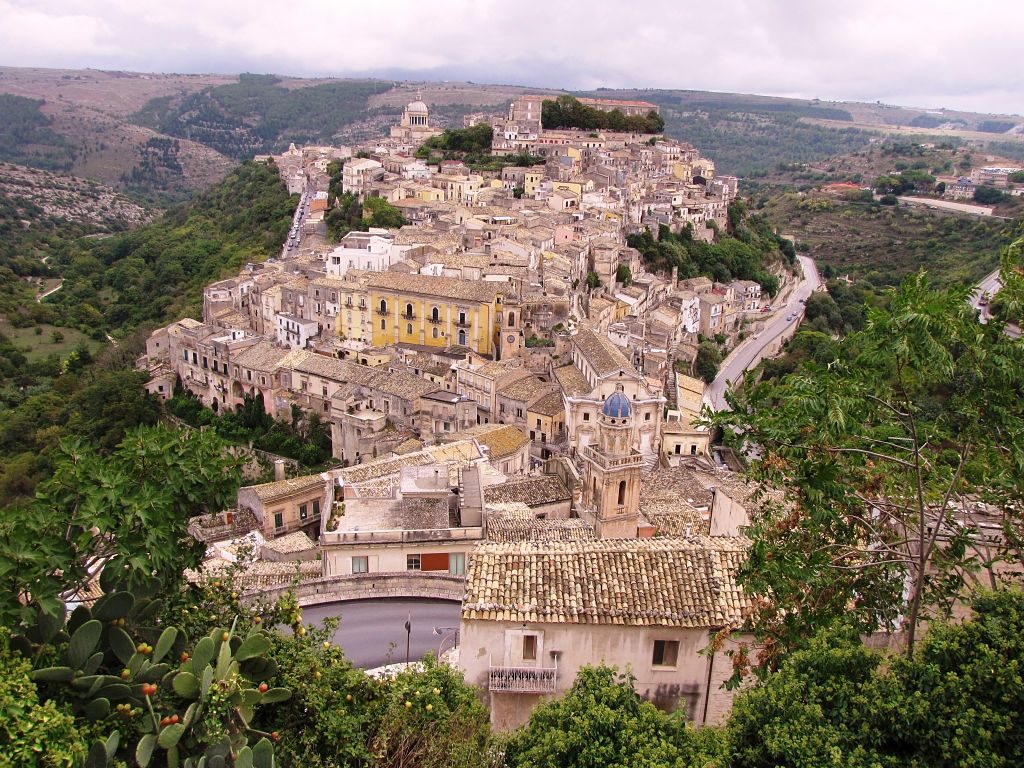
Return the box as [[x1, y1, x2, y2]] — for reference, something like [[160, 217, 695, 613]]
[[302, 599, 462, 669]]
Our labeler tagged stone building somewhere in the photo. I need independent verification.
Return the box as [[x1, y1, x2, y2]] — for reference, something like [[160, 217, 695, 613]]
[[458, 536, 750, 729], [389, 97, 443, 145]]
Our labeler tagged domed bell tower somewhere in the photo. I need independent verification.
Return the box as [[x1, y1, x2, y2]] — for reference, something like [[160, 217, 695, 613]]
[[579, 385, 645, 538]]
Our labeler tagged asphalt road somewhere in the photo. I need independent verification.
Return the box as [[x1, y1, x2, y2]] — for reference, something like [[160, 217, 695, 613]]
[[971, 267, 1021, 338], [898, 196, 994, 217], [971, 268, 1002, 323], [706, 255, 822, 410], [302, 598, 462, 669]]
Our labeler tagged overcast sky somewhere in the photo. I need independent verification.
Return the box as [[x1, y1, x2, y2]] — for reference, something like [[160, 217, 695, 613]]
[[2, 0, 1021, 116]]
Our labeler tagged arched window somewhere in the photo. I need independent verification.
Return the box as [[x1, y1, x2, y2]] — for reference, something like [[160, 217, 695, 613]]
[[432, 327, 439, 339], [508, 312, 515, 327], [380, 319, 386, 330], [405, 303, 413, 318], [458, 330, 467, 346], [431, 306, 439, 322], [617, 480, 627, 506], [406, 323, 412, 334], [379, 299, 387, 314]]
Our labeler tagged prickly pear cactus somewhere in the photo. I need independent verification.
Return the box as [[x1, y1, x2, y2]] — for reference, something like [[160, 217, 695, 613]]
[[15, 563, 289, 767]]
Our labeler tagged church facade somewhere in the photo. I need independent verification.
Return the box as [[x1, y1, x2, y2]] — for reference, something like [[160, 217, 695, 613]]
[[390, 97, 443, 144]]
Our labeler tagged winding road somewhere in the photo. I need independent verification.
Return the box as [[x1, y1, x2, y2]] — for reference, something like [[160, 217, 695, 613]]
[[971, 267, 1021, 339], [705, 254, 821, 410], [302, 598, 462, 668]]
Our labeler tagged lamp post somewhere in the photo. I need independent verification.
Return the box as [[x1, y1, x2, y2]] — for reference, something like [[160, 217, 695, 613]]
[[432, 625, 459, 657], [404, 614, 411, 665]]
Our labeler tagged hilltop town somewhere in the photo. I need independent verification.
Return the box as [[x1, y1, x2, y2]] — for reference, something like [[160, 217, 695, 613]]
[[130, 93, 812, 726]]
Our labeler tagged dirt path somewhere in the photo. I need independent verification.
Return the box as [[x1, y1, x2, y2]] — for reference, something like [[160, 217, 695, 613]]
[[37, 279, 64, 301]]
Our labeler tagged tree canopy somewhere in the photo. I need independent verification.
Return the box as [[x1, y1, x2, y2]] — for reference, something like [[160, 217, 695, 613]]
[[0, 423, 242, 625], [727, 589, 1024, 768], [627, 209, 788, 296], [503, 666, 723, 768], [542, 96, 665, 134], [711, 247, 1024, 672]]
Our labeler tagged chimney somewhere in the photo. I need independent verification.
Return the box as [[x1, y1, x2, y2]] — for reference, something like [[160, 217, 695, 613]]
[[274, 459, 286, 481]]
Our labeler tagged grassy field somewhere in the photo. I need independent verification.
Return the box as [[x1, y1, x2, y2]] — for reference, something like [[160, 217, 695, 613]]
[[0, 318, 101, 363], [760, 193, 1015, 289]]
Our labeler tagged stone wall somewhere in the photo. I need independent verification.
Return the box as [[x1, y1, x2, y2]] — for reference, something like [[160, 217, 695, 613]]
[[248, 571, 465, 607]]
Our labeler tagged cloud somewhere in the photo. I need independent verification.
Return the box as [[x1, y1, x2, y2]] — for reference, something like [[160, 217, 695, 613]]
[[0, 0, 1021, 115]]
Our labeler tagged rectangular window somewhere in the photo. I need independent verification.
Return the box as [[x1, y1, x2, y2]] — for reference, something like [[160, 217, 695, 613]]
[[183, 350, 189, 362], [299, 504, 308, 520], [312, 500, 320, 517], [191, 352, 198, 364], [273, 512, 283, 530], [449, 552, 465, 575], [352, 556, 368, 574], [652, 640, 679, 667], [522, 635, 537, 661], [406, 554, 421, 571], [583, 412, 590, 421], [202, 356, 208, 369]]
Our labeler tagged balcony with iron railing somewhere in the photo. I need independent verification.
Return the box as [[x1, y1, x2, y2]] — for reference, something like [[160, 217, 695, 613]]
[[376, 308, 388, 316], [489, 665, 558, 694], [455, 318, 471, 328], [427, 315, 443, 324]]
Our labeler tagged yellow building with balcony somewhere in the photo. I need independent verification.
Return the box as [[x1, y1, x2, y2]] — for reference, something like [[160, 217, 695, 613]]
[[335, 277, 372, 343], [366, 272, 506, 358]]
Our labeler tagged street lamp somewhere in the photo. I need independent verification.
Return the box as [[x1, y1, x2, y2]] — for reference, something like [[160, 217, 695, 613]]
[[432, 625, 459, 657]]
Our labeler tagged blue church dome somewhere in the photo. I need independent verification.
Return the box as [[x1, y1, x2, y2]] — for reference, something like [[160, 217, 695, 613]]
[[602, 390, 632, 419]]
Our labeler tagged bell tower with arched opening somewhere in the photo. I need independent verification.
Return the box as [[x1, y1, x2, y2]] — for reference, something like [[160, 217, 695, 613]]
[[579, 385, 644, 538]]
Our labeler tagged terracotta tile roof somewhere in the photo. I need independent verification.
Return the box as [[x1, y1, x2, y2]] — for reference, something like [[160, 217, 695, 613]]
[[290, 353, 437, 401], [485, 508, 596, 543], [333, 440, 481, 488], [484, 476, 571, 508], [496, 374, 550, 403], [553, 364, 591, 396], [245, 473, 325, 504], [233, 341, 290, 373], [192, 559, 321, 589], [452, 424, 529, 460], [367, 272, 503, 303], [392, 437, 425, 455], [529, 391, 565, 417], [261, 531, 316, 554], [461, 537, 750, 627], [574, 326, 634, 377], [643, 500, 709, 537], [641, 466, 714, 508]]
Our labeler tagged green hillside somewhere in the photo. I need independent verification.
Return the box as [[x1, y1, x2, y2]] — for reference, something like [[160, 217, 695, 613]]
[[760, 192, 1015, 289], [135, 74, 393, 159], [0, 159, 294, 503], [574, 89, 874, 176], [0, 94, 75, 171], [46, 159, 294, 331]]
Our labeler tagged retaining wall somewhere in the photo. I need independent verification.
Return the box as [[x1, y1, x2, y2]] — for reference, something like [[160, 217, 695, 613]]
[[249, 572, 465, 606]]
